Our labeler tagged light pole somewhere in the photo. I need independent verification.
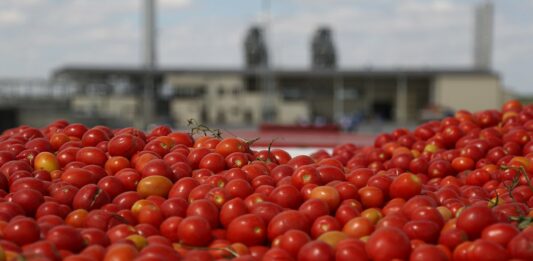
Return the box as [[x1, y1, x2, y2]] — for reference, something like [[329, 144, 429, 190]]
[[141, 0, 157, 130], [261, 0, 276, 123]]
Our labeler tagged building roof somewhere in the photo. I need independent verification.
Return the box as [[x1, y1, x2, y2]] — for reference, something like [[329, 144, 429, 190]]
[[53, 64, 498, 79]]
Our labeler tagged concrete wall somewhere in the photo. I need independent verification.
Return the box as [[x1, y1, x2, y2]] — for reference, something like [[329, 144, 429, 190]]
[[71, 95, 138, 121], [278, 101, 310, 124], [169, 99, 204, 126], [433, 74, 503, 112]]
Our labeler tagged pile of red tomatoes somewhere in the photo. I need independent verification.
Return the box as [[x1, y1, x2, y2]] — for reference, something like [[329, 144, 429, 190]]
[[0, 100, 532, 261]]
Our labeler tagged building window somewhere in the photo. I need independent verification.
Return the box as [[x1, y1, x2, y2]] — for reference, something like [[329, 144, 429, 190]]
[[174, 85, 205, 98], [232, 87, 241, 96], [218, 87, 225, 96], [281, 87, 304, 100]]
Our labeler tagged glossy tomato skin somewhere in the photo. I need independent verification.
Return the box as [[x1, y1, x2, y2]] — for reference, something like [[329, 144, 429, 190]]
[[72, 184, 111, 211], [249, 201, 283, 225], [178, 216, 212, 246], [507, 227, 533, 260], [480, 223, 519, 246], [311, 215, 342, 239], [456, 206, 497, 239], [227, 213, 266, 246], [468, 239, 509, 261], [276, 229, 311, 257], [76, 147, 107, 166], [365, 227, 411, 261], [298, 198, 330, 223], [269, 184, 303, 209], [389, 172, 422, 200], [267, 210, 310, 241], [3, 217, 41, 246], [297, 240, 334, 261], [186, 199, 219, 228], [335, 238, 368, 261], [46, 225, 85, 253], [410, 244, 449, 261]]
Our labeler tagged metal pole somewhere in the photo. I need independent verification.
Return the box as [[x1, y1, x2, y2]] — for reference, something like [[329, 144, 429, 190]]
[[333, 72, 344, 124], [261, 0, 275, 123], [141, 0, 156, 130]]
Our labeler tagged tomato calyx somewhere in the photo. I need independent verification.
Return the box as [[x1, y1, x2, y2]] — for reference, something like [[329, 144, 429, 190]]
[[508, 216, 533, 230]]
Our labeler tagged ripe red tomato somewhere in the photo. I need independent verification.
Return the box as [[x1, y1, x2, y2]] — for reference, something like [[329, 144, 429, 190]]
[[365, 227, 411, 261], [389, 172, 422, 200], [186, 199, 219, 228], [507, 227, 533, 260], [291, 165, 321, 189], [249, 201, 283, 225], [140, 159, 174, 181], [267, 210, 310, 241], [72, 184, 110, 210], [76, 147, 107, 166], [46, 225, 85, 252], [456, 206, 497, 239], [269, 184, 302, 209], [297, 240, 334, 261], [311, 215, 341, 239], [178, 216, 212, 246], [3, 217, 41, 246], [227, 213, 266, 246], [335, 238, 368, 261]]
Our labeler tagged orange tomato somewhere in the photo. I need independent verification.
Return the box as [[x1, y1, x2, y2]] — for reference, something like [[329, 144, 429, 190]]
[[34, 152, 60, 173], [137, 176, 173, 198]]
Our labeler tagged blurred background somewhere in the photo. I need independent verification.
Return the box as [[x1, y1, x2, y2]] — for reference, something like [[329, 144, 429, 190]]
[[0, 0, 532, 142]]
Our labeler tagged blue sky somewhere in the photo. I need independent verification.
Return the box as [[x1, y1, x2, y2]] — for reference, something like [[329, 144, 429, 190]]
[[0, 0, 532, 95]]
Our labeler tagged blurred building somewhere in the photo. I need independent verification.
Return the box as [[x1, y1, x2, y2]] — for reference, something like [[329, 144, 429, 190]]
[[50, 65, 502, 129], [1, 18, 504, 131]]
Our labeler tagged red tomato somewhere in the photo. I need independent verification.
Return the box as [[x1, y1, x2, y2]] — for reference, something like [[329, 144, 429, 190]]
[[269, 184, 302, 209], [46, 225, 85, 252], [3, 217, 41, 246], [389, 172, 422, 200], [468, 239, 509, 261], [311, 215, 341, 239], [76, 147, 107, 166], [297, 240, 334, 261], [267, 210, 310, 241], [481, 223, 519, 246], [299, 198, 330, 222], [227, 213, 266, 246], [335, 238, 368, 261], [249, 201, 283, 225], [507, 227, 533, 260], [277, 229, 311, 257], [178, 216, 212, 246], [456, 206, 497, 239], [365, 227, 411, 261], [410, 244, 450, 261], [186, 199, 219, 228]]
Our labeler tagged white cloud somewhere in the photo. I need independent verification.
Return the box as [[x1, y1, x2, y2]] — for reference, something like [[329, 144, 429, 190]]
[[0, 10, 26, 26], [159, 0, 192, 9]]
